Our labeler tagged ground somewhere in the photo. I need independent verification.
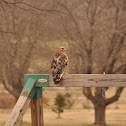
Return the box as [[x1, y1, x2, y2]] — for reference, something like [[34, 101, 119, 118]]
[[0, 87, 126, 126], [0, 108, 126, 126]]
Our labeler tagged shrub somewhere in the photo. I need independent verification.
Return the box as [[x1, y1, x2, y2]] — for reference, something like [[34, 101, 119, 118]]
[[52, 93, 66, 118]]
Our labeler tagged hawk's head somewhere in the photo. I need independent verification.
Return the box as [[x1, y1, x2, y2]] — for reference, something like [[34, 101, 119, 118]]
[[57, 47, 66, 52]]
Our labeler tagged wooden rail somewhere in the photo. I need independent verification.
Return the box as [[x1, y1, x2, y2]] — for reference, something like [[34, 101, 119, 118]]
[[49, 74, 126, 87]]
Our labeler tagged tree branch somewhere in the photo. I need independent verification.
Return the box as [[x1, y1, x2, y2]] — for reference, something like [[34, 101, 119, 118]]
[[106, 87, 124, 105], [83, 87, 96, 104], [1, 71, 15, 98], [58, 2, 89, 54], [0, 30, 29, 37], [114, 63, 126, 73], [1, 0, 67, 15], [106, 58, 117, 73]]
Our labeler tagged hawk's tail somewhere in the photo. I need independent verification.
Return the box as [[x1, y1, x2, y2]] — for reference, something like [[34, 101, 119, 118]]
[[53, 74, 62, 85], [54, 80, 60, 85]]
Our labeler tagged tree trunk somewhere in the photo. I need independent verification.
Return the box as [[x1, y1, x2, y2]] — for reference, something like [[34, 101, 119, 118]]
[[58, 109, 61, 118], [94, 105, 106, 126], [14, 94, 20, 102]]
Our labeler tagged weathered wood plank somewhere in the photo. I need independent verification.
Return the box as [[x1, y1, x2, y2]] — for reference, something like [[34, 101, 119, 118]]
[[31, 98, 44, 126], [5, 95, 31, 126], [49, 74, 126, 87]]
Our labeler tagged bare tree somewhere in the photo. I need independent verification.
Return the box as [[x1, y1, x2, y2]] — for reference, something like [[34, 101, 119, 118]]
[[0, 0, 62, 100], [55, 0, 126, 125]]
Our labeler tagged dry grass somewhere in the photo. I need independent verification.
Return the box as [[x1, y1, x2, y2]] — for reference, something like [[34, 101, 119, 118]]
[[0, 87, 126, 126], [1, 108, 126, 126]]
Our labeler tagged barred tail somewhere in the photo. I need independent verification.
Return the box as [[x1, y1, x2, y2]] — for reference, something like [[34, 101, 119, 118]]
[[53, 74, 62, 85]]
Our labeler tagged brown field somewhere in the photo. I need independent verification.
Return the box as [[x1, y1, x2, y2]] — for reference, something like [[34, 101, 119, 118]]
[[0, 87, 126, 126], [1, 108, 126, 126]]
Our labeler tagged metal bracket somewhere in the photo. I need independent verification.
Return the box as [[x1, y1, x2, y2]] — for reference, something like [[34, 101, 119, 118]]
[[21, 74, 49, 99], [21, 78, 36, 99]]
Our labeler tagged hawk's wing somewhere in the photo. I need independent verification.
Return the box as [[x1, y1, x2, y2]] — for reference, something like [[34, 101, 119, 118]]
[[51, 52, 68, 84]]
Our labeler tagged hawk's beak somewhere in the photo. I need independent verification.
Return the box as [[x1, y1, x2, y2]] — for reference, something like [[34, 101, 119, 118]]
[[64, 48, 66, 51]]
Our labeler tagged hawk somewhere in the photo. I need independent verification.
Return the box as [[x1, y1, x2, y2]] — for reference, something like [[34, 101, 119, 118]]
[[51, 47, 68, 85]]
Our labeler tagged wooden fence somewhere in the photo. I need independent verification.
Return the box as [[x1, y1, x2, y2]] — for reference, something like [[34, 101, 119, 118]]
[[5, 74, 126, 126]]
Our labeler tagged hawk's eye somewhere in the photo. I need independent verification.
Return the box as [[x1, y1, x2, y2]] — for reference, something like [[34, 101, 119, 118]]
[[62, 48, 64, 50]]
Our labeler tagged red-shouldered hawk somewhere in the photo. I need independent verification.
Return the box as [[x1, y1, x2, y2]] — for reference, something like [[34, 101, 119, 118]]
[[51, 47, 68, 85]]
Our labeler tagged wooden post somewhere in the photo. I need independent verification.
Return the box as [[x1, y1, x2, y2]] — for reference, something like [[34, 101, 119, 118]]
[[5, 96, 31, 126], [31, 91, 44, 126]]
